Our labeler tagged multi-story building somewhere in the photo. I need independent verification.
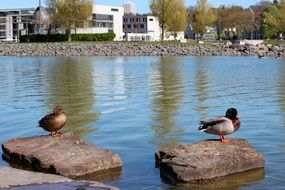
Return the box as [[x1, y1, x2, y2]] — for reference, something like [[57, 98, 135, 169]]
[[0, 4, 124, 42], [0, 8, 34, 41], [123, 14, 160, 41], [123, 0, 136, 15], [123, 14, 185, 41], [73, 4, 124, 41]]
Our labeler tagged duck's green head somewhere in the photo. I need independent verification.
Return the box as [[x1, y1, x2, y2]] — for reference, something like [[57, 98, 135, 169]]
[[225, 108, 238, 119]]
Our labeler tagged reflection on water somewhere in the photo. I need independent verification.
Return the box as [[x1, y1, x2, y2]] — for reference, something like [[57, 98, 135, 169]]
[[76, 167, 122, 182], [0, 56, 285, 189], [164, 169, 265, 190], [150, 57, 185, 147], [40, 57, 99, 137], [194, 57, 212, 120], [278, 62, 285, 127]]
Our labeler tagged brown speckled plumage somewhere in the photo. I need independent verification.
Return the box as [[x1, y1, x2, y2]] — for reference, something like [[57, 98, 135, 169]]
[[39, 106, 67, 136]]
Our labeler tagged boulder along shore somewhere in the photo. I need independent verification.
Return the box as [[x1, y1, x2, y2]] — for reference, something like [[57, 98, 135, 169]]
[[0, 42, 284, 57]]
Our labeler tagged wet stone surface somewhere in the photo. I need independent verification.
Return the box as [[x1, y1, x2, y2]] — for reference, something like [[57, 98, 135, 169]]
[[1, 132, 122, 178], [0, 166, 118, 189], [155, 139, 264, 183]]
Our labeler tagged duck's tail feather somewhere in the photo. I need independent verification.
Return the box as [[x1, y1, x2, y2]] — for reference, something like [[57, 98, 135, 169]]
[[198, 121, 207, 131]]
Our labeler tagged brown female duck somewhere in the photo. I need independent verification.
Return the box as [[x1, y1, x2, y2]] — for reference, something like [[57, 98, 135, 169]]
[[39, 106, 67, 137]]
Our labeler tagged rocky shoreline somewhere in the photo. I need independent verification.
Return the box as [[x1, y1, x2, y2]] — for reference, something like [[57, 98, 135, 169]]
[[0, 42, 284, 57]]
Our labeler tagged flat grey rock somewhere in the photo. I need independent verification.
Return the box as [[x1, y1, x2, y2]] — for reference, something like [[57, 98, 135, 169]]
[[0, 167, 118, 189], [155, 139, 264, 183], [2, 133, 122, 178]]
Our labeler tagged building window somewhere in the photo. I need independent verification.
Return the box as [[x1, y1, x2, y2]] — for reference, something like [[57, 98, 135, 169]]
[[0, 25, 5, 30], [93, 14, 113, 21], [8, 11, 19, 15], [0, 31, 5, 37], [128, 24, 131, 28], [12, 16, 19, 22], [13, 23, 18, 29], [111, 8, 118, 12], [94, 22, 113, 28], [0, 12, 7, 16], [143, 18, 147, 22], [140, 24, 144, 28], [13, 30, 18, 37], [149, 18, 153, 21], [0, 18, 6, 23]]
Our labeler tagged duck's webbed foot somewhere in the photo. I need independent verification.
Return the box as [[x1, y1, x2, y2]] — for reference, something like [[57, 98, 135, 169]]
[[51, 131, 62, 137], [219, 134, 230, 143]]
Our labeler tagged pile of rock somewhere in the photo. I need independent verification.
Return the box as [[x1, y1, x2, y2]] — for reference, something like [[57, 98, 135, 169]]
[[229, 43, 285, 57], [0, 42, 284, 57]]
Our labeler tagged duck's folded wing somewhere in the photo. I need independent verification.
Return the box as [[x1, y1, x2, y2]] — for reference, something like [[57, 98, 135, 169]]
[[39, 114, 55, 128], [198, 117, 227, 130]]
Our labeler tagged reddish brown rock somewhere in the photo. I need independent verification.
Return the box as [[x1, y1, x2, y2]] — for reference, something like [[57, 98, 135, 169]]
[[155, 139, 264, 183], [2, 132, 122, 178]]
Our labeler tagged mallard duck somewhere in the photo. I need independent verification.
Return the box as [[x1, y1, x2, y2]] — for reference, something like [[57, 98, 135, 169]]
[[198, 108, 241, 143], [275, 52, 281, 59], [39, 106, 67, 137]]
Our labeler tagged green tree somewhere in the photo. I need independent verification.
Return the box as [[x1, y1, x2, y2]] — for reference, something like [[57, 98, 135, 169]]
[[263, 4, 285, 38], [249, 1, 271, 39], [150, 0, 186, 41], [46, 0, 93, 41], [192, 0, 216, 40], [150, 0, 173, 41], [216, 6, 255, 40], [166, 0, 187, 40]]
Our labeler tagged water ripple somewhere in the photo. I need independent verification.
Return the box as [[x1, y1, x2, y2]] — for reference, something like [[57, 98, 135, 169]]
[[0, 56, 285, 189]]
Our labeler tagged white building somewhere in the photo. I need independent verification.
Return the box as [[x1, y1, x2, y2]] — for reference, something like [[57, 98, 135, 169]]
[[123, 15, 160, 41], [73, 4, 124, 41], [123, 1, 136, 15], [0, 8, 34, 41], [123, 14, 184, 41]]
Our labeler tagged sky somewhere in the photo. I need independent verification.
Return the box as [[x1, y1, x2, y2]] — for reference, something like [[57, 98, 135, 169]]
[[0, 0, 270, 13]]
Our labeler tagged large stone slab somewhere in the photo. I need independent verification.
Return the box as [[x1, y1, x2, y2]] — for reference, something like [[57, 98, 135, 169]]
[[2, 133, 122, 178], [155, 139, 264, 183], [0, 167, 118, 189]]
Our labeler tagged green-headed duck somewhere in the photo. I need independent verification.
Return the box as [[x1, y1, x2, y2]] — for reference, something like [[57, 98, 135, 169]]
[[198, 108, 241, 143]]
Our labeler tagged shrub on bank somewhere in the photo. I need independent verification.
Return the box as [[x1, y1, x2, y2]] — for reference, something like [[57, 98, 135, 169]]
[[71, 33, 116, 41], [19, 34, 67, 42], [19, 33, 116, 43]]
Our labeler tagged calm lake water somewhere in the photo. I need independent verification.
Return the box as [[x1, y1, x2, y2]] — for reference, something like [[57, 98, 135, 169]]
[[0, 56, 285, 189]]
